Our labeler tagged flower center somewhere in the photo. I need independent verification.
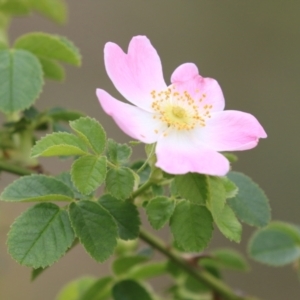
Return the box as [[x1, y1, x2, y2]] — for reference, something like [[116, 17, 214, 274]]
[[150, 86, 212, 134]]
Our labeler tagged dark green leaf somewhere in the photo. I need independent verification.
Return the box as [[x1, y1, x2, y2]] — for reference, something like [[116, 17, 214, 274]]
[[130, 160, 151, 184], [15, 32, 81, 65], [112, 280, 153, 300], [174, 173, 207, 205], [69, 201, 118, 262], [99, 194, 140, 240], [56, 172, 83, 200], [71, 155, 107, 195], [170, 200, 213, 252], [249, 222, 300, 266], [106, 167, 135, 200], [0, 49, 43, 113], [7, 203, 75, 268], [31, 132, 88, 157], [146, 196, 175, 230], [0, 174, 74, 202], [70, 117, 106, 155], [107, 139, 132, 166], [227, 172, 271, 227]]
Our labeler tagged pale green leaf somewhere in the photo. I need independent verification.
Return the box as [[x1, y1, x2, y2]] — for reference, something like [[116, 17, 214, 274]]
[[39, 57, 65, 81], [170, 200, 213, 252], [48, 107, 84, 121], [112, 280, 153, 300], [79, 276, 113, 300], [0, 0, 30, 15], [69, 201, 118, 262], [99, 194, 140, 240], [106, 167, 135, 200], [7, 203, 75, 268], [174, 173, 207, 205], [70, 117, 106, 155], [221, 176, 238, 199], [112, 255, 148, 276], [227, 171, 271, 227], [146, 196, 175, 230], [71, 155, 107, 195], [15, 32, 81, 65], [0, 49, 43, 113], [206, 176, 226, 217], [107, 138, 132, 166], [0, 174, 74, 202], [128, 261, 168, 280], [249, 222, 300, 266], [31, 132, 88, 157], [30, 0, 67, 24]]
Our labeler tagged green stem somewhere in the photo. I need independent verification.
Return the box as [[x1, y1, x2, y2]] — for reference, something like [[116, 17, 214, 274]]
[[139, 229, 259, 300], [130, 179, 153, 201], [0, 160, 34, 176]]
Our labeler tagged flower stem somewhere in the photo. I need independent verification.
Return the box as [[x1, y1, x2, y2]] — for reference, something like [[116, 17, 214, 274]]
[[139, 228, 259, 300], [0, 160, 34, 176]]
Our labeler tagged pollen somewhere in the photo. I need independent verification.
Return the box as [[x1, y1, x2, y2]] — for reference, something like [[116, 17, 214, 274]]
[[150, 85, 213, 131]]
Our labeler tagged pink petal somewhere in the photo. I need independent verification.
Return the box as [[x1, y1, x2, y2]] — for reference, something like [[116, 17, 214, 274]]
[[96, 89, 163, 143], [171, 63, 225, 112], [200, 110, 267, 151], [104, 36, 167, 111], [155, 131, 230, 176]]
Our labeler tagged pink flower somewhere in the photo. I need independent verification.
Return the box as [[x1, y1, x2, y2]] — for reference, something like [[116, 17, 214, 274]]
[[96, 36, 267, 176]]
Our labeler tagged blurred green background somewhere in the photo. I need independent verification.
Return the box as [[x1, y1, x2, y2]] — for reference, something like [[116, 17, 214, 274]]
[[1, 0, 300, 299]]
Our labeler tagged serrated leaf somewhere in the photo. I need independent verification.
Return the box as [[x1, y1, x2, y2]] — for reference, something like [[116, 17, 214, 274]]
[[146, 196, 175, 230], [56, 172, 83, 200], [112, 280, 153, 300], [31, 132, 88, 157], [112, 255, 148, 276], [7, 203, 75, 268], [0, 49, 43, 113], [227, 172, 271, 227], [71, 155, 107, 195], [69, 201, 118, 262], [214, 205, 242, 242], [70, 117, 106, 155], [30, 0, 67, 24], [170, 200, 213, 252], [98, 194, 140, 240], [47, 107, 84, 121], [174, 173, 207, 205], [249, 222, 300, 266], [106, 167, 135, 200], [39, 57, 65, 81], [0, 174, 74, 202], [56, 277, 96, 300], [107, 138, 132, 166], [201, 248, 249, 271], [15, 32, 81, 65], [79, 276, 113, 300]]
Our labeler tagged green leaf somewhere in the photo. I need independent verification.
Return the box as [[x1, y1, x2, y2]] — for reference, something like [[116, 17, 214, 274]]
[[106, 167, 135, 200], [130, 160, 151, 184], [201, 248, 249, 271], [31, 132, 88, 157], [0, 49, 43, 113], [71, 155, 107, 195], [112, 280, 153, 300], [174, 173, 207, 205], [0, 0, 30, 15], [0, 174, 74, 202], [39, 57, 65, 81], [47, 107, 84, 121], [98, 194, 140, 240], [15, 33, 81, 65], [170, 200, 213, 252], [56, 277, 96, 300], [112, 255, 148, 276], [221, 176, 238, 198], [214, 204, 242, 243], [69, 201, 118, 262], [30, 0, 67, 24], [79, 276, 113, 300], [56, 172, 83, 200], [227, 171, 271, 227], [7, 203, 75, 268], [70, 117, 106, 155], [249, 222, 300, 266], [128, 261, 168, 280], [146, 196, 175, 230], [107, 138, 132, 166]]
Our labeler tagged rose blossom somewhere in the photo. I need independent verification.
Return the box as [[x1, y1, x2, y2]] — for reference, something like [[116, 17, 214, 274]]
[[96, 36, 266, 176]]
